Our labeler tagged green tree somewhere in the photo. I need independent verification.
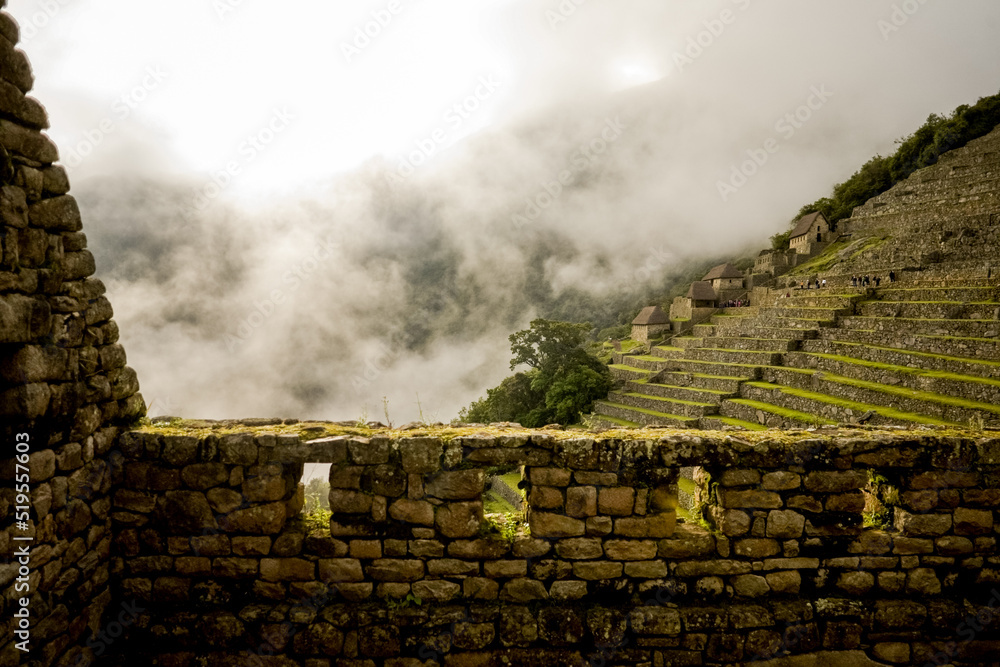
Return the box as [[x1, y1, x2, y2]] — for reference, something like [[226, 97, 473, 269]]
[[794, 90, 1000, 225], [459, 319, 611, 427]]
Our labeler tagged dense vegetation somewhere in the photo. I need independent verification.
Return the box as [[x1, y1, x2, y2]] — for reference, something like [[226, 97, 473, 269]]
[[772, 90, 1000, 249], [459, 319, 612, 427]]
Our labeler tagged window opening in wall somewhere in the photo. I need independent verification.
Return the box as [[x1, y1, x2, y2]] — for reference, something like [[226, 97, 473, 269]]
[[483, 465, 529, 541], [676, 466, 698, 523], [302, 462, 332, 513]]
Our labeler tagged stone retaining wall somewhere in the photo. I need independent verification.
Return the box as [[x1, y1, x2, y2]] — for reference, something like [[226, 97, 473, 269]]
[[78, 426, 1000, 666], [0, 3, 144, 665]]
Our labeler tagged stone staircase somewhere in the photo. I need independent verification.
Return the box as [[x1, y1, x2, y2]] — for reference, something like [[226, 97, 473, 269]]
[[593, 282, 1000, 431], [592, 124, 1000, 431]]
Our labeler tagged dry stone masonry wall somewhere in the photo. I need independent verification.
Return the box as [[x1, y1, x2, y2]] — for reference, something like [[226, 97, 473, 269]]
[[0, 3, 144, 665], [94, 426, 1000, 666]]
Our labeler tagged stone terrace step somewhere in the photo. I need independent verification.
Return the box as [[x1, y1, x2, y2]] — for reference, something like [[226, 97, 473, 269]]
[[707, 324, 820, 341], [646, 371, 748, 394], [769, 294, 860, 309], [625, 379, 733, 404], [699, 416, 768, 432], [701, 337, 800, 353], [816, 328, 1000, 362], [783, 351, 1000, 405], [593, 400, 700, 429], [613, 355, 673, 372], [837, 316, 1000, 339], [719, 397, 837, 429], [738, 382, 960, 428], [607, 391, 719, 418], [763, 306, 851, 321], [678, 348, 784, 366], [872, 286, 1000, 302], [651, 358, 766, 379], [672, 337, 704, 350], [756, 367, 1000, 426], [858, 300, 1000, 320], [797, 339, 1000, 380], [608, 364, 653, 382], [590, 414, 641, 429]]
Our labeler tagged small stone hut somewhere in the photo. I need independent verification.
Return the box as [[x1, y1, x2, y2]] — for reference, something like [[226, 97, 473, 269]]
[[687, 281, 718, 308], [702, 263, 745, 291], [789, 211, 831, 253], [631, 305, 670, 343]]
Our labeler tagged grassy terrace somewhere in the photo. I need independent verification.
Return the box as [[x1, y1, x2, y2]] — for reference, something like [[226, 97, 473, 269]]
[[742, 381, 961, 427], [633, 379, 734, 396], [619, 392, 716, 410], [819, 340, 1000, 370], [803, 352, 1000, 389], [725, 398, 838, 426]]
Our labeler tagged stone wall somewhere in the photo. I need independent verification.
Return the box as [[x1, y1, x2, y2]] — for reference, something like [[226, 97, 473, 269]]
[[0, 3, 145, 665], [89, 425, 1000, 666]]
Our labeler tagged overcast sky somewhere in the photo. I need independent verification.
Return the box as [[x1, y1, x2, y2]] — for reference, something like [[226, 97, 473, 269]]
[[8, 0, 1000, 423]]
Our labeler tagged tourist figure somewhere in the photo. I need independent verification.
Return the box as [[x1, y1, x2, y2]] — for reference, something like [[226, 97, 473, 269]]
[[889, 270, 895, 283], [875, 276, 881, 287], [821, 279, 827, 288]]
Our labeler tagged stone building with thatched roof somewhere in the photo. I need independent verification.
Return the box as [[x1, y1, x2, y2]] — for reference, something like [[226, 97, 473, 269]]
[[631, 305, 670, 343], [702, 263, 745, 291], [687, 281, 718, 308], [789, 211, 831, 253]]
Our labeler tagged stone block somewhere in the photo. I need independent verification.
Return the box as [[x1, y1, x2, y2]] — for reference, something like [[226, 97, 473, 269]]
[[766, 510, 805, 538], [598, 487, 635, 515], [604, 539, 657, 561], [425, 469, 484, 500], [894, 509, 952, 536], [435, 501, 483, 538], [734, 538, 781, 558], [565, 486, 597, 517], [719, 469, 761, 487], [399, 438, 442, 473], [218, 502, 287, 534], [260, 558, 314, 581], [388, 499, 434, 526], [614, 512, 676, 538], [528, 485, 563, 509], [572, 561, 623, 580], [765, 570, 801, 594], [762, 471, 801, 491], [623, 560, 668, 578], [629, 607, 681, 636], [826, 491, 865, 513], [483, 560, 526, 578], [905, 568, 942, 595], [463, 577, 499, 600], [804, 470, 866, 493], [367, 559, 424, 582], [549, 580, 587, 600], [555, 537, 603, 560], [349, 540, 381, 559], [836, 571, 874, 595], [329, 489, 373, 514], [29, 195, 81, 231], [953, 507, 993, 535], [428, 559, 479, 577], [181, 463, 229, 491], [732, 574, 770, 597], [500, 578, 548, 601], [720, 490, 782, 509], [453, 623, 495, 650], [529, 511, 585, 538]]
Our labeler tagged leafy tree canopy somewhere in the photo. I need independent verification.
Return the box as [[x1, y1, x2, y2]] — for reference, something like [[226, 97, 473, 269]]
[[459, 318, 611, 427], [774, 90, 1000, 248]]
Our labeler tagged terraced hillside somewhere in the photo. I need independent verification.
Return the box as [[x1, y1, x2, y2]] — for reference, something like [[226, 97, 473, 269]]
[[593, 125, 1000, 431]]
